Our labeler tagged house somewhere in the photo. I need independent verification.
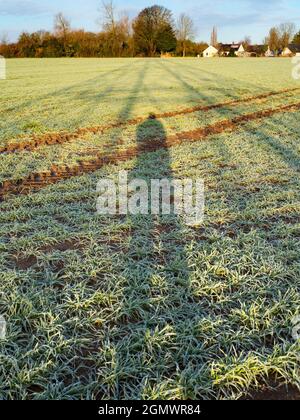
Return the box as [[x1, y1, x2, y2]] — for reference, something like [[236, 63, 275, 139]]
[[218, 44, 231, 56], [288, 44, 300, 56], [219, 43, 245, 57], [234, 43, 245, 57], [247, 45, 266, 57], [265, 47, 275, 57], [281, 47, 293, 57], [278, 45, 300, 57], [202, 45, 219, 58]]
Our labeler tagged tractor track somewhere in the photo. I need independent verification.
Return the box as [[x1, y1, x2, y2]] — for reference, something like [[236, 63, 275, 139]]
[[1, 87, 299, 155], [1, 101, 300, 201]]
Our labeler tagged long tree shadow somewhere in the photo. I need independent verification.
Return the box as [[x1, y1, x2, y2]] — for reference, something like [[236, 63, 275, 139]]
[[243, 112, 300, 171], [160, 59, 275, 104], [1, 60, 141, 144], [2, 61, 134, 116]]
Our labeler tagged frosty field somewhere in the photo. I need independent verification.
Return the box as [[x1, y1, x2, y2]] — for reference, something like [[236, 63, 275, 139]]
[[0, 58, 299, 400]]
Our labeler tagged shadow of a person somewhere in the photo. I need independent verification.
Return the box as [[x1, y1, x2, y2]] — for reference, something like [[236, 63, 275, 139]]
[[114, 116, 192, 397], [128, 115, 190, 275]]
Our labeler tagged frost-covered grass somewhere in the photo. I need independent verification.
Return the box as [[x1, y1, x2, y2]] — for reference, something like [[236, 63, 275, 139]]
[[1, 57, 299, 144], [0, 58, 299, 400]]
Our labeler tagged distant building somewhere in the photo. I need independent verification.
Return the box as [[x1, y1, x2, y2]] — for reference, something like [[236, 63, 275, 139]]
[[265, 44, 300, 57], [288, 44, 300, 56], [218, 44, 230, 56], [265, 47, 275, 57], [234, 43, 245, 56], [281, 47, 294, 57], [202, 45, 219, 58], [219, 43, 245, 57], [201, 43, 300, 59], [247, 45, 267, 57]]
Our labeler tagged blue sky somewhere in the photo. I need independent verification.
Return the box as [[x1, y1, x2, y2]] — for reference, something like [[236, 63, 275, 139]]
[[1, 0, 300, 43]]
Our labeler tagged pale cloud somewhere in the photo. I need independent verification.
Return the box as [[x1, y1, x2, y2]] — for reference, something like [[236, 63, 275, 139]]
[[0, 0, 48, 16]]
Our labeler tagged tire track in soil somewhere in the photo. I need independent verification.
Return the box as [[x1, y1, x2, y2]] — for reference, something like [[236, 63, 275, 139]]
[[1, 87, 299, 155], [1, 101, 300, 201]]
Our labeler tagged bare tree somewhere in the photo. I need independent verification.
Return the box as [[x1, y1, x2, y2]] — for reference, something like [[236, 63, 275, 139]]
[[265, 22, 296, 54], [54, 13, 71, 53], [211, 26, 218, 47], [101, 0, 122, 56], [54, 13, 71, 37], [101, 0, 117, 32], [176, 14, 196, 57], [0, 33, 8, 46], [278, 22, 296, 48], [100, 2, 133, 57], [241, 36, 251, 51]]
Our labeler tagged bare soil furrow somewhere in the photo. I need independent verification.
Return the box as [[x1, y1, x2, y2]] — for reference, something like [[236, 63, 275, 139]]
[[1, 87, 299, 154], [1, 101, 300, 200]]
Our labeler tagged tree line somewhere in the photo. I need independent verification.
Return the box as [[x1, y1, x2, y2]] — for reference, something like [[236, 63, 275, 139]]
[[0, 3, 207, 58], [265, 23, 299, 53], [1, 2, 300, 58]]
